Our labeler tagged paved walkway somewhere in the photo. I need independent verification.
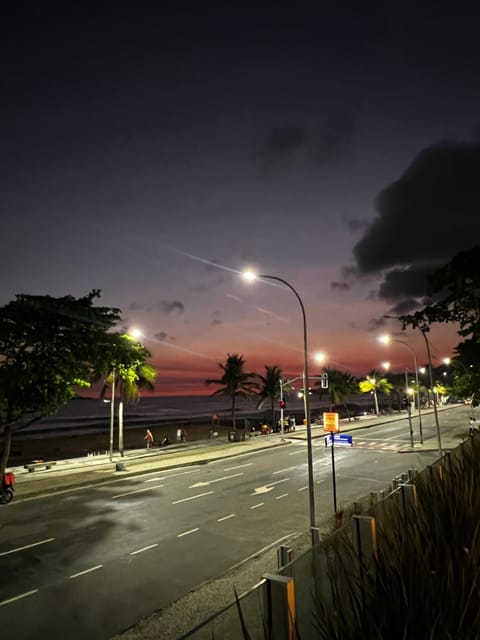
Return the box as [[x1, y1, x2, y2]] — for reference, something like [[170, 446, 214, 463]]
[[7, 405, 467, 501]]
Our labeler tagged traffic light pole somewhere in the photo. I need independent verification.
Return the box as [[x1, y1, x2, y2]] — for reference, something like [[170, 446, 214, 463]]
[[279, 374, 327, 441], [279, 380, 285, 439]]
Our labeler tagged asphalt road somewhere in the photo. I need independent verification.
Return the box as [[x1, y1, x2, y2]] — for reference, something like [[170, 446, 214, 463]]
[[0, 406, 469, 639]]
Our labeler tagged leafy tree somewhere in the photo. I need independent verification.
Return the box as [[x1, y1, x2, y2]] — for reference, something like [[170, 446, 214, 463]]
[[400, 247, 480, 407], [0, 291, 126, 473], [101, 336, 157, 454], [314, 368, 358, 416], [400, 246, 480, 339], [205, 354, 259, 430], [255, 365, 290, 430], [358, 375, 393, 415]]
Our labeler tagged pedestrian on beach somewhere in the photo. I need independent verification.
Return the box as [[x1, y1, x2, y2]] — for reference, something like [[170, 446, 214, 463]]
[[176, 427, 182, 442], [144, 428, 154, 448]]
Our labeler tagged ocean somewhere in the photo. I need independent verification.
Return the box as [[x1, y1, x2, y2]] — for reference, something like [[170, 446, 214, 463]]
[[16, 394, 374, 438]]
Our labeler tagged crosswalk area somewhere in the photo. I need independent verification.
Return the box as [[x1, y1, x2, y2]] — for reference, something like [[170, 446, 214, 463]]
[[291, 438, 411, 452], [352, 439, 411, 452]]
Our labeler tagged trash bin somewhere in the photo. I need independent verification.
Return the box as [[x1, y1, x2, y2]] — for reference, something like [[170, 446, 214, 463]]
[[228, 431, 236, 442]]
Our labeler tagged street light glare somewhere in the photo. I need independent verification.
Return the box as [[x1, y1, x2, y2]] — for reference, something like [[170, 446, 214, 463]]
[[378, 334, 390, 345], [129, 328, 143, 340], [314, 351, 326, 364], [242, 270, 257, 282]]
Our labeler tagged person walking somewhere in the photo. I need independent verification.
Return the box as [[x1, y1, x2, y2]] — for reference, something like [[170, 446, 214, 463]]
[[144, 428, 154, 448], [176, 427, 182, 442]]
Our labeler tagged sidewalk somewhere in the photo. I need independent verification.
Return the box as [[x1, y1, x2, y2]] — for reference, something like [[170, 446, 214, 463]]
[[7, 405, 465, 501]]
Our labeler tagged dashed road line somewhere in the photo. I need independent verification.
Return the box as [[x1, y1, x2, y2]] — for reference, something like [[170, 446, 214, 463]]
[[272, 466, 297, 475], [276, 494, 288, 500], [250, 503, 264, 509], [130, 544, 158, 556], [172, 491, 214, 504], [112, 484, 164, 498], [223, 463, 253, 471], [0, 537, 55, 557], [217, 513, 236, 522], [0, 589, 38, 607], [178, 528, 199, 538], [69, 565, 103, 579]]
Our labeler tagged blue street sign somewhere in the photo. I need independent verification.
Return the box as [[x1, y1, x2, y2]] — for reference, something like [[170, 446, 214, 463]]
[[324, 433, 353, 447]]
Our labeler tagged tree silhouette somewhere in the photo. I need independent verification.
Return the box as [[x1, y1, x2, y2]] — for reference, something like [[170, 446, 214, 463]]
[[205, 354, 259, 430]]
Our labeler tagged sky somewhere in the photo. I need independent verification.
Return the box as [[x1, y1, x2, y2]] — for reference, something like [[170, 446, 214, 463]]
[[3, 2, 480, 395]]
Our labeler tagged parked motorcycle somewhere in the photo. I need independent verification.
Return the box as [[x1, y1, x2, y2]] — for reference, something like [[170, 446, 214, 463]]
[[0, 472, 16, 504]]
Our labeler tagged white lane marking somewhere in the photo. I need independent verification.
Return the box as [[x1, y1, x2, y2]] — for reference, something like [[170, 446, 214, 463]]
[[125, 469, 201, 483], [288, 450, 305, 456], [250, 503, 264, 509], [343, 475, 384, 483], [273, 466, 297, 475], [298, 486, 308, 491], [223, 462, 253, 471], [172, 491, 214, 504], [178, 528, 199, 538], [144, 477, 163, 483], [143, 469, 201, 482], [218, 513, 236, 522], [0, 537, 55, 557], [112, 484, 164, 499], [189, 473, 243, 488], [276, 494, 288, 500], [0, 589, 38, 607], [130, 543, 158, 556], [69, 565, 103, 579], [251, 478, 290, 495]]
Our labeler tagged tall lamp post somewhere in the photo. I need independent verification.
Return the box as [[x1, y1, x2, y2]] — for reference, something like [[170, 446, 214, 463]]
[[378, 335, 423, 444], [384, 316, 442, 455], [243, 271, 316, 537], [109, 367, 116, 462]]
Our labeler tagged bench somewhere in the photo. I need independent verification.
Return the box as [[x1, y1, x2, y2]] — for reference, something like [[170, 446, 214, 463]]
[[24, 461, 57, 473]]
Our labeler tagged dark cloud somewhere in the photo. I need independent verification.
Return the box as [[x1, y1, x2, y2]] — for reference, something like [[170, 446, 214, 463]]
[[377, 264, 433, 302], [154, 331, 169, 342], [346, 217, 369, 233], [252, 115, 353, 174], [253, 124, 306, 173], [160, 300, 184, 314], [331, 281, 350, 291], [211, 310, 222, 325], [342, 141, 480, 305]]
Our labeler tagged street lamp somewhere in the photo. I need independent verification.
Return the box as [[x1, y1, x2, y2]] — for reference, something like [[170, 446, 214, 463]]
[[243, 270, 316, 537], [383, 316, 442, 454], [109, 367, 116, 462], [378, 334, 423, 444]]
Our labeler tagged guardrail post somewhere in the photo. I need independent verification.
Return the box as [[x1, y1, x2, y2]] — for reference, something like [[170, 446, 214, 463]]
[[311, 527, 321, 546], [352, 515, 377, 614], [400, 483, 417, 509], [262, 573, 296, 640], [277, 545, 294, 572]]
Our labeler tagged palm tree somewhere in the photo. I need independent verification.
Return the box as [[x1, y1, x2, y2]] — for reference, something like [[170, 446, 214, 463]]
[[359, 374, 393, 415], [205, 354, 259, 430], [101, 338, 156, 455], [315, 368, 358, 417], [256, 365, 292, 430]]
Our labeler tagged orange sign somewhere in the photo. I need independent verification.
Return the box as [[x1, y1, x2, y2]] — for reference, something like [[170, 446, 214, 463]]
[[323, 412, 339, 433]]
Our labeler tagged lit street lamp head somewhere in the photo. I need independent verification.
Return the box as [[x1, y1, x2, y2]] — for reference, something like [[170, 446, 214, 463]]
[[242, 270, 257, 282]]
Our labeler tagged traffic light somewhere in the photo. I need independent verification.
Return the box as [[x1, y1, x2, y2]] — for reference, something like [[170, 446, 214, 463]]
[[280, 400, 286, 409], [321, 373, 328, 389]]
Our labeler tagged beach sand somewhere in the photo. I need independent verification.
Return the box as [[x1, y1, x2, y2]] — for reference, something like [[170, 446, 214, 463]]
[[7, 422, 233, 466]]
